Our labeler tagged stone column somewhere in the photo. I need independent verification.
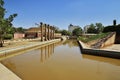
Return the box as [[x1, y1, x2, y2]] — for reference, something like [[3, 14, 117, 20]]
[[50, 26, 52, 40], [51, 26, 53, 39], [48, 25, 50, 40], [45, 24, 47, 41], [52, 27, 55, 39], [113, 20, 116, 26], [40, 22, 43, 42]]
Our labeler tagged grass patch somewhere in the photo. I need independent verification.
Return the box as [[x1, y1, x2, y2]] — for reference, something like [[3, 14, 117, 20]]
[[78, 33, 110, 43]]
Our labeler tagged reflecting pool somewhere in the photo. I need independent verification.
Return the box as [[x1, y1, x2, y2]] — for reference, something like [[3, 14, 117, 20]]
[[1, 40, 120, 80]]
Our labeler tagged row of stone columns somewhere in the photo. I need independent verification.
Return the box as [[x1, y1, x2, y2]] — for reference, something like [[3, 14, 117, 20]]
[[40, 22, 55, 42]]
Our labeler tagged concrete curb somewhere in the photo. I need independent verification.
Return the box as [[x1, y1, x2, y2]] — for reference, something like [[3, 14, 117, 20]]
[[78, 40, 120, 59], [0, 39, 61, 57]]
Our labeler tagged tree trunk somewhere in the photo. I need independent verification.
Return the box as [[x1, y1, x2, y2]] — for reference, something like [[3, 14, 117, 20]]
[[0, 40, 3, 47], [0, 35, 4, 47]]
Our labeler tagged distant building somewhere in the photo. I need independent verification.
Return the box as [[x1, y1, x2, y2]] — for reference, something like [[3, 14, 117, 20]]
[[14, 33, 25, 39], [25, 26, 55, 39], [25, 27, 41, 38], [68, 24, 80, 33]]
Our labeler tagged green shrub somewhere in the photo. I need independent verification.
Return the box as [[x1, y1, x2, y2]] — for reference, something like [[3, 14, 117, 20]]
[[3, 34, 13, 40], [78, 33, 109, 43]]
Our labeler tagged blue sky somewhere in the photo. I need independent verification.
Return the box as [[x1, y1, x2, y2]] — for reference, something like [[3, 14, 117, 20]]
[[4, 0, 120, 30]]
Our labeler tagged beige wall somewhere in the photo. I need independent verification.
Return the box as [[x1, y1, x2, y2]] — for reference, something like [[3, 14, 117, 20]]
[[14, 33, 25, 39], [101, 33, 116, 48], [54, 33, 62, 38]]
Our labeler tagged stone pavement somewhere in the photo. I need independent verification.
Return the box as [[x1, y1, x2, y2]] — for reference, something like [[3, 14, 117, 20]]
[[0, 63, 22, 80], [102, 44, 120, 52]]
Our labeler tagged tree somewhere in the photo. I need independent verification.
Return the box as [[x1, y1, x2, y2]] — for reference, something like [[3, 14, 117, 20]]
[[67, 31, 72, 36], [96, 23, 104, 33], [10, 27, 27, 34], [16, 27, 26, 33], [61, 30, 68, 35], [87, 24, 96, 33], [60, 29, 71, 36], [54, 26, 61, 33], [87, 23, 104, 34], [72, 27, 83, 36], [0, 0, 17, 47]]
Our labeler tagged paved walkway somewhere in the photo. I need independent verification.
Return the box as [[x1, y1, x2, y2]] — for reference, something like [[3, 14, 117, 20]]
[[0, 63, 21, 80], [0, 38, 41, 51], [102, 44, 120, 52]]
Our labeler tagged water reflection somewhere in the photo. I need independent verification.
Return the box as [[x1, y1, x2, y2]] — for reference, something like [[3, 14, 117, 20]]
[[40, 47, 44, 63], [83, 54, 120, 66], [40, 44, 54, 63], [62, 40, 78, 47], [96, 62, 102, 75], [45, 46, 47, 60]]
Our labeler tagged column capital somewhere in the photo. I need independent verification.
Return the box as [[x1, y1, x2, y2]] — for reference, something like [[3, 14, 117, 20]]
[[40, 22, 43, 26]]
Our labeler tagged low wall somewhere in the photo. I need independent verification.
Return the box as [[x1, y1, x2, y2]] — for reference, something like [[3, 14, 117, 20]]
[[91, 32, 116, 48], [115, 35, 120, 44], [101, 32, 116, 48], [82, 49, 120, 59], [14, 33, 25, 39], [78, 41, 120, 59]]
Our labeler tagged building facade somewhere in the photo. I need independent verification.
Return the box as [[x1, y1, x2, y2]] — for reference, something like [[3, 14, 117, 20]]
[[25, 26, 55, 40], [25, 27, 41, 38], [14, 33, 25, 39], [68, 24, 80, 33]]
